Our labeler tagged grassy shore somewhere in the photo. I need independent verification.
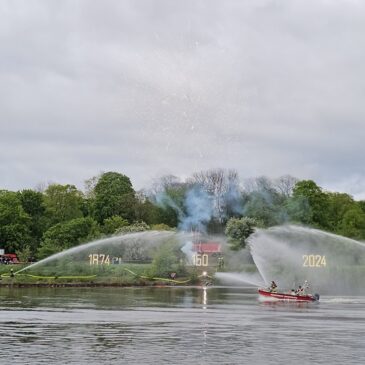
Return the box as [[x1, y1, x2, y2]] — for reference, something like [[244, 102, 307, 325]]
[[0, 263, 202, 287], [0, 263, 260, 287]]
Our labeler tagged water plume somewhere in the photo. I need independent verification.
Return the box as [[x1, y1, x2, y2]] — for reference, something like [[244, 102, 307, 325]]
[[16, 231, 187, 276], [215, 272, 264, 287], [248, 225, 365, 295]]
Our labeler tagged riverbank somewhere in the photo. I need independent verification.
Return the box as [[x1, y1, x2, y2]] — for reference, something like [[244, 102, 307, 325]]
[[0, 274, 198, 288], [0, 268, 212, 288], [0, 261, 221, 288], [0, 281, 184, 288]]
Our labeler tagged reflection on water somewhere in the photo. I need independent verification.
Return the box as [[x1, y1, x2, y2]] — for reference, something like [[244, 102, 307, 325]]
[[0, 286, 364, 364]]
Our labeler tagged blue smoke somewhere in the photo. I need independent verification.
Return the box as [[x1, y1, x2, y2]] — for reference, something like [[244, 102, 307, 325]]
[[179, 186, 214, 232]]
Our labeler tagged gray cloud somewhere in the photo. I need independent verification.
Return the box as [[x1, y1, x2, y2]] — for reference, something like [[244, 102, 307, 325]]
[[0, 0, 364, 199]]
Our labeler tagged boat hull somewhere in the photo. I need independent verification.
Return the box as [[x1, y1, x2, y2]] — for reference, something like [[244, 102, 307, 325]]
[[258, 289, 319, 302]]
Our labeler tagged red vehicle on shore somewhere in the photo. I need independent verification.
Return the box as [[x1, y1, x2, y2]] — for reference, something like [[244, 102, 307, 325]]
[[258, 288, 320, 302], [0, 253, 20, 264]]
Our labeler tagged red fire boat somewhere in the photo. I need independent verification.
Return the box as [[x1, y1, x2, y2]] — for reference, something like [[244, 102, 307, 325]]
[[258, 289, 320, 302]]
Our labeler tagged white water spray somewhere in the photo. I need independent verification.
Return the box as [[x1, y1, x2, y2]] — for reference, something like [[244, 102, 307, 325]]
[[15, 231, 182, 275], [248, 225, 365, 295], [215, 272, 265, 287]]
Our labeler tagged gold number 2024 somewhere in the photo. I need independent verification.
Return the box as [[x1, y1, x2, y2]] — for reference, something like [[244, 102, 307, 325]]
[[302, 255, 326, 267]]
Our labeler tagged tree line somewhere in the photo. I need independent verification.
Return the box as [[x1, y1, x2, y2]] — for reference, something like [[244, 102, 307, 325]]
[[0, 170, 364, 261]]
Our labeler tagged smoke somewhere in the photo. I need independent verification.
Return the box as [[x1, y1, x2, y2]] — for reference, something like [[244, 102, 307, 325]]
[[179, 186, 214, 232], [155, 185, 215, 232], [155, 185, 247, 234], [152, 172, 314, 234], [155, 191, 184, 218], [222, 180, 244, 217]]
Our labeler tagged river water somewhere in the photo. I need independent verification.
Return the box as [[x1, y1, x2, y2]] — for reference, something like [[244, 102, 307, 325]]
[[0, 286, 364, 364]]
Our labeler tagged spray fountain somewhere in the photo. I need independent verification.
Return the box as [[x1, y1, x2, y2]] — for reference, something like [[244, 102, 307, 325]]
[[248, 225, 365, 295], [10, 183, 231, 285], [10, 222, 365, 295], [10, 174, 365, 295], [12, 231, 198, 284]]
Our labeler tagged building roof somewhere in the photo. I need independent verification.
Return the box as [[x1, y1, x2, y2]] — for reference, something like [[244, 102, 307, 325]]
[[192, 242, 221, 253]]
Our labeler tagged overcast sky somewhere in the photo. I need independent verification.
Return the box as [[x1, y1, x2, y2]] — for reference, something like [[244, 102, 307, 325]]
[[1, 0, 364, 198]]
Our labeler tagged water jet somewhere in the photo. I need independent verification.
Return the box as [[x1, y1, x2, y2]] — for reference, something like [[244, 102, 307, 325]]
[[248, 225, 365, 295]]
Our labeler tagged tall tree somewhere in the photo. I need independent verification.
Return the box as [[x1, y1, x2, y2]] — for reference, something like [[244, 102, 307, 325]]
[[135, 197, 178, 227], [326, 192, 355, 232], [37, 217, 100, 259], [190, 168, 241, 223], [18, 189, 46, 253], [290, 180, 329, 228], [358, 201, 365, 214], [93, 172, 136, 224], [242, 176, 287, 227], [0, 190, 31, 252], [273, 175, 298, 197], [102, 215, 129, 235], [149, 175, 182, 197], [338, 206, 365, 240], [225, 217, 260, 250], [285, 195, 312, 224], [148, 175, 190, 224], [44, 184, 84, 226]]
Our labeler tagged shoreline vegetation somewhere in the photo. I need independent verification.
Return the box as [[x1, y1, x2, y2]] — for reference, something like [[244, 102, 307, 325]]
[[0, 262, 259, 288], [0, 273, 199, 288], [0, 263, 219, 288], [1, 172, 365, 269], [0, 277, 208, 288], [1, 171, 364, 290]]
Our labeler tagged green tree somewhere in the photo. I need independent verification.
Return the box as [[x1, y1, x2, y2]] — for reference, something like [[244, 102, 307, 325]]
[[326, 192, 355, 232], [0, 190, 31, 252], [18, 189, 45, 217], [44, 184, 84, 225], [243, 191, 286, 227], [338, 206, 365, 240], [225, 217, 260, 250], [18, 189, 46, 253], [241, 176, 288, 227], [102, 215, 129, 235], [16, 245, 32, 263], [93, 172, 136, 223], [358, 201, 365, 214], [150, 223, 174, 231], [149, 176, 191, 223], [116, 221, 150, 234], [149, 242, 181, 278], [291, 180, 329, 228], [190, 168, 241, 224], [135, 198, 178, 227], [37, 217, 100, 259], [286, 195, 312, 224]]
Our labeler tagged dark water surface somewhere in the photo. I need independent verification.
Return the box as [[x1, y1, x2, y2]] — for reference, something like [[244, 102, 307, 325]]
[[0, 286, 364, 364]]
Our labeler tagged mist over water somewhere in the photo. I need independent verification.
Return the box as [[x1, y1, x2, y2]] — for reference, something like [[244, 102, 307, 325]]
[[248, 225, 365, 295], [15, 221, 365, 297], [215, 272, 264, 287], [16, 231, 186, 275]]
